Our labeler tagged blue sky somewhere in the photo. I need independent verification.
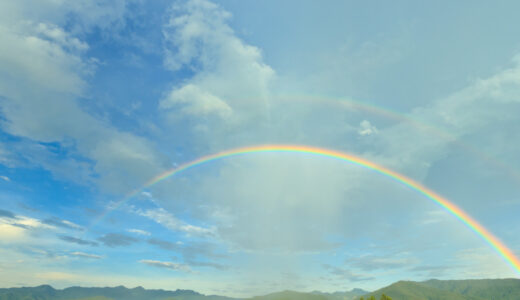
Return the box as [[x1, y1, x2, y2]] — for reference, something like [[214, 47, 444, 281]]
[[1, 0, 520, 297]]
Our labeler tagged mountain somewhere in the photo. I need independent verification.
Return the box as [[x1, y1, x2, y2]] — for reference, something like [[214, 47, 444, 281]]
[[422, 279, 520, 300], [0, 285, 238, 300], [250, 290, 328, 300], [312, 289, 369, 300], [359, 281, 480, 300], [359, 278, 520, 300], [2, 279, 520, 300]]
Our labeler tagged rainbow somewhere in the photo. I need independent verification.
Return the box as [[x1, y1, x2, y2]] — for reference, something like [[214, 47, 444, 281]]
[[278, 94, 520, 183], [103, 144, 520, 275]]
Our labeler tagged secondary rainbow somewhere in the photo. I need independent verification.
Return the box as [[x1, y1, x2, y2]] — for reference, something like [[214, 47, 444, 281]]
[[110, 144, 520, 275]]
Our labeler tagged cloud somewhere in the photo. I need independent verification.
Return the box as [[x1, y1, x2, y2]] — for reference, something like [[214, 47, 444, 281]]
[[147, 238, 180, 251], [0, 0, 168, 195], [453, 247, 518, 278], [139, 259, 192, 272], [97, 233, 138, 247], [345, 254, 419, 271], [0, 209, 16, 219], [70, 251, 103, 259], [161, 0, 274, 130], [358, 120, 378, 136], [0, 214, 59, 241], [138, 208, 215, 237], [42, 217, 84, 231], [59, 235, 98, 247], [161, 84, 232, 118], [410, 265, 454, 278], [0, 175, 10, 181], [322, 264, 375, 282], [0, 223, 27, 240], [187, 260, 228, 270], [147, 238, 227, 269], [127, 228, 151, 236]]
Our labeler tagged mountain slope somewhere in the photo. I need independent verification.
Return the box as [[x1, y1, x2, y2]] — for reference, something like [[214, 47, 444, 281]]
[[359, 281, 483, 300], [250, 290, 327, 300], [422, 279, 520, 300], [312, 289, 369, 300], [0, 285, 237, 300]]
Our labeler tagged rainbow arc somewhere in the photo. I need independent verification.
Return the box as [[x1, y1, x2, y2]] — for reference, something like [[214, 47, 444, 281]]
[[96, 144, 520, 275]]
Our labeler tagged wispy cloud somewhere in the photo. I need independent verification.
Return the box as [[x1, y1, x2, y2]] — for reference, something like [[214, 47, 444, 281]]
[[70, 251, 103, 259], [42, 217, 84, 231], [138, 208, 215, 237], [98, 233, 138, 247], [0, 209, 16, 219], [345, 254, 419, 271], [139, 259, 191, 272], [322, 264, 375, 282], [59, 235, 99, 247], [147, 238, 180, 251], [127, 228, 151, 236]]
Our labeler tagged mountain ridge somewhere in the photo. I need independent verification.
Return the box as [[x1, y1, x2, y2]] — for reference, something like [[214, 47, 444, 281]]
[[1, 279, 520, 300]]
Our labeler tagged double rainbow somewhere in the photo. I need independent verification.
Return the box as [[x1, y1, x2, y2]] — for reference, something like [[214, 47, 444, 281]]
[[107, 144, 520, 275]]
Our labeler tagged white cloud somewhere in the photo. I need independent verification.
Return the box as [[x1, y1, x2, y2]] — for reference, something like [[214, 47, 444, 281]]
[[0, 1, 169, 194], [358, 120, 378, 136], [454, 247, 518, 278], [161, 84, 232, 118], [139, 259, 192, 272], [161, 0, 274, 130], [0, 215, 54, 242], [127, 228, 151, 236], [138, 208, 215, 237], [152, 1, 520, 264], [0, 175, 9, 182], [70, 251, 103, 259]]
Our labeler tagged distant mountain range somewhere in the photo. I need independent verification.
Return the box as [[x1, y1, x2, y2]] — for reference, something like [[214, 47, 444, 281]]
[[0, 285, 235, 300], [1, 279, 519, 300]]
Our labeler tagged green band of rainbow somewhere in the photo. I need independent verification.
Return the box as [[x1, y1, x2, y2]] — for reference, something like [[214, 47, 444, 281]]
[[114, 144, 520, 275]]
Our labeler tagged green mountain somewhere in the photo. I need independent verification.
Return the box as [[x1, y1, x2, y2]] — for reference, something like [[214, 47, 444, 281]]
[[422, 279, 520, 300], [0, 285, 237, 300], [359, 278, 520, 300], [2, 279, 520, 300], [312, 289, 369, 300], [359, 280, 481, 300], [250, 290, 328, 300]]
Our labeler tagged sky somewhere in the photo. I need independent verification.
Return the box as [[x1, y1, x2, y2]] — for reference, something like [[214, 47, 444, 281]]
[[0, 0, 520, 297]]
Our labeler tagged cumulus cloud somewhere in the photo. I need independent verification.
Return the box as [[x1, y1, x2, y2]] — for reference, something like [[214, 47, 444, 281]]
[[161, 0, 274, 131], [358, 120, 378, 136], [139, 259, 192, 272], [161, 84, 232, 118], [0, 0, 168, 194]]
